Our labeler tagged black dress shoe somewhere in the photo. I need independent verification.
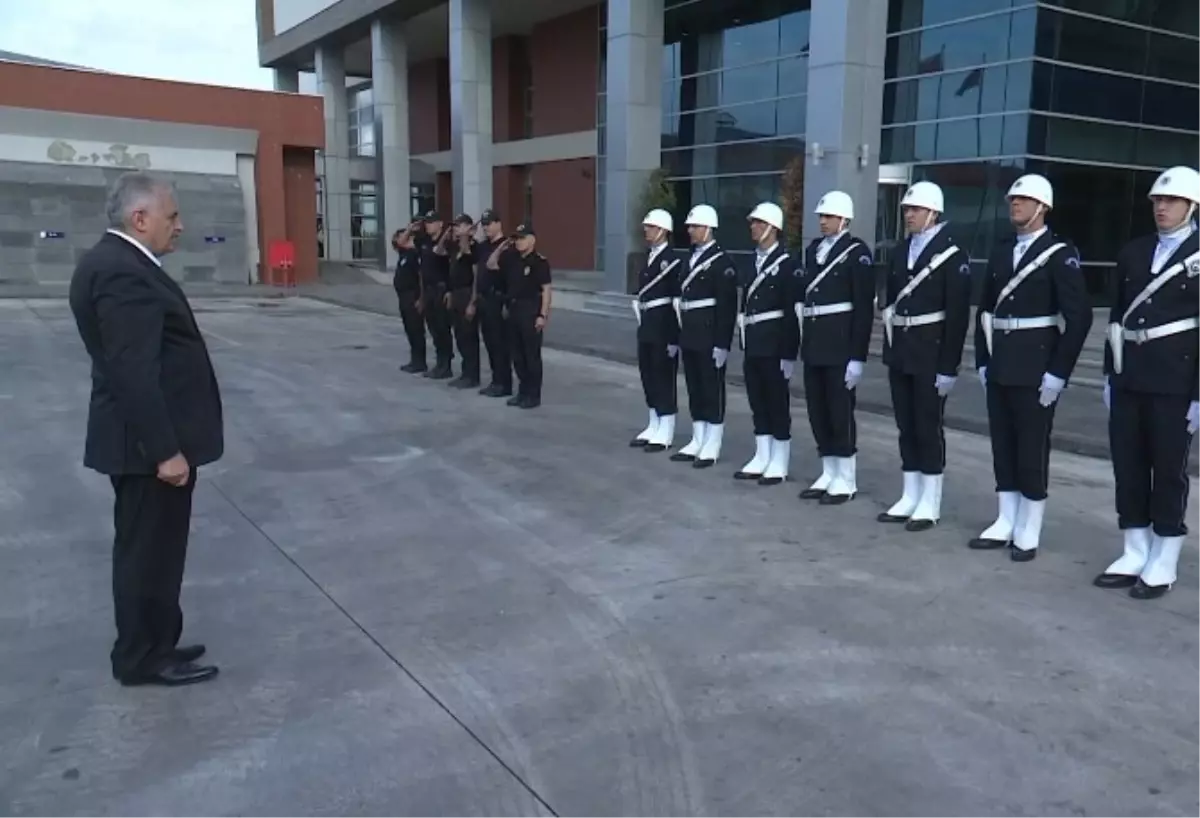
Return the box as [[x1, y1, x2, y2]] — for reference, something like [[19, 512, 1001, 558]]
[[820, 492, 852, 506], [968, 536, 1009, 550], [507, 395, 524, 406], [401, 362, 426, 373], [798, 487, 826, 500], [757, 475, 784, 486], [120, 661, 219, 687], [733, 470, 762, 481], [692, 458, 715, 469], [457, 377, 481, 389], [905, 518, 936, 532], [1093, 572, 1139, 589], [669, 451, 695, 462], [1130, 580, 1170, 600], [1009, 545, 1037, 562], [877, 512, 909, 523], [630, 437, 650, 447], [643, 443, 666, 453], [518, 396, 541, 409], [174, 644, 206, 663]]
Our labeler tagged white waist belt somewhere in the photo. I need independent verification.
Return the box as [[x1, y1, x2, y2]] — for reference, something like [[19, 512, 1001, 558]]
[[680, 298, 717, 311], [992, 315, 1059, 331], [1123, 317, 1200, 344], [892, 310, 946, 327], [640, 297, 673, 310], [742, 309, 785, 326], [802, 302, 852, 318]]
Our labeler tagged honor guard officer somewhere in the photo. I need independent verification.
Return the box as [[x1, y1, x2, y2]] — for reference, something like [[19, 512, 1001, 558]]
[[392, 226, 427, 373], [878, 181, 973, 531], [1094, 166, 1200, 599], [970, 174, 1092, 561], [419, 211, 455, 379], [796, 191, 875, 505], [475, 210, 513, 397], [733, 202, 801, 485], [446, 213, 481, 389], [630, 208, 684, 452], [670, 204, 739, 468], [501, 223, 552, 409]]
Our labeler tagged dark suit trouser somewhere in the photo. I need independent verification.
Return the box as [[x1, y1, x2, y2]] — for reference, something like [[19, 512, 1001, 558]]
[[638, 341, 678, 416], [682, 348, 725, 424], [109, 472, 196, 680], [744, 355, 791, 439], [888, 369, 947, 475], [509, 303, 543, 399], [987, 383, 1056, 500], [1110, 389, 1192, 537], [423, 293, 453, 365], [804, 363, 856, 457], [396, 292, 426, 366], [450, 293, 480, 381], [479, 296, 511, 389]]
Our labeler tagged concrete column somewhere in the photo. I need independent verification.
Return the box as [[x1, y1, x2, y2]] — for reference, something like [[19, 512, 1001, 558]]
[[692, 32, 723, 181], [603, 0, 665, 293], [316, 45, 353, 261], [372, 17, 411, 271], [801, 0, 887, 247], [273, 67, 300, 93], [449, 0, 493, 219]]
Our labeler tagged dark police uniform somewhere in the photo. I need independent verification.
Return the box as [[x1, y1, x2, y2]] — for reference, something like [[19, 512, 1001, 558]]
[[502, 227, 551, 408], [1099, 225, 1198, 594], [879, 223, 972, 529], [476, 212, 512, 397], [971, 228, 1091, 557], [633, 242, 684, 450], [447, 220, 481, 388], [393, 241, 426, 373], [417, 218, 454, 379], [734, 243, 801, 483], [799, 231, 875, 477], [677, 241, 739, 468]]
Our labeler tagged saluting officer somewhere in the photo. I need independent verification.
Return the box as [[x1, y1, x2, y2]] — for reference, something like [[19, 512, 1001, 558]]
[[499, 222, 552, 409], [1094, 166, 1199, 599], [418, 211, 455, 380], [446, 213, 481, 389], [733, 202, 801, 485], [630, 208, 684, 453], [474, 210, 512, 397], [392, 226, 427, 374], [796, 191, 875, 505], [877, 181, 973, 531], [970, 174, 1092, 561], [670, 204, 739, 468]]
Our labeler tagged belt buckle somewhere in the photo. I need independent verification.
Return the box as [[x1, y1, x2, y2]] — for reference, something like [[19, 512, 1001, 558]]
[[1134, 329, 1148, 344]]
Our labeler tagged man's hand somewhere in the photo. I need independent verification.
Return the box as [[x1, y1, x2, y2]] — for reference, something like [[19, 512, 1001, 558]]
[[713, 347, 728, 369], [845, 360, 863, 391], [415, 299, 424, 313], [466, 302, 477, 320], [934, 373, 956, 397], [157, 453, 190, 487], [535, 315, 547, 332], [443, 293, 452, 309], [780, 359, 794, 380], [1188, 401, 1198, 435], [1103, 377, 1111, 412], [1038, 372, 1065, 408]]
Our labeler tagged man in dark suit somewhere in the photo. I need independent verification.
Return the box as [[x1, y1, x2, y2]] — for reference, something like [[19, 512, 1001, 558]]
[[69, 172, 223, 687]]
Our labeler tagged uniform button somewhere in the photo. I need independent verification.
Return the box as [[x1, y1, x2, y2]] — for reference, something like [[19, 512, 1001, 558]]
[[1145, 298, 1152, 304], [1138, 317, 1145, 325]]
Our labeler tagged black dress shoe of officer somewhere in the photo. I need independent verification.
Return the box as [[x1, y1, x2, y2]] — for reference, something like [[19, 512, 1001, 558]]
[[968, 536, 1009, 550], [518, 396, 541, 409], [1009, 545, 1037, 562], [905, 518, 936, 532], [1093, 572, 1139, 589], [174, 644, 206, 663], [798, 487, 826, 500], [507, 394, 524, 406], [120, 661, 219, 687], [1129, 580, 1170, 600]]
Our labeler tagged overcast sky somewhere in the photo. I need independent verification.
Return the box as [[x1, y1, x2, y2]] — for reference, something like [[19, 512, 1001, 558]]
[[0, 0, 276, 90]]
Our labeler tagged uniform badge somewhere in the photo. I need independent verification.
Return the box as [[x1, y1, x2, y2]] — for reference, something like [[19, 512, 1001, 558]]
[[1066, 256, 1081, 269], [1012, 178, 1022, 189], [523, 266, 530, 276], [958, 263, 972, 276], [1190, 259, 1200, 276], [858, 254, 872, 265], [660, 260, 668, 271], [1162, 175, 1171, 185]]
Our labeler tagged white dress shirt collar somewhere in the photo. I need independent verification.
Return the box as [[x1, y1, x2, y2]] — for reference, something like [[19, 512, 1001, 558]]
[[106, 228, 163, 269]]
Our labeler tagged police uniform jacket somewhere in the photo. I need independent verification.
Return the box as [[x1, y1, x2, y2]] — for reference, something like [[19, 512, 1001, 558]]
[[678, 242, 739, 352], [800, 232, 875, 367], [448, 239, 476, 309], [418, 231, 450, 297], [635, 244, 683, 345], [1104, 230, 1200, 399], [740, 244, 801, 359], [973, 230, 1092, 387], [502, 250, 552, 315], [881, 224, 973, 376], [393, 246, 420, 296], [476, 238, 507, 301]]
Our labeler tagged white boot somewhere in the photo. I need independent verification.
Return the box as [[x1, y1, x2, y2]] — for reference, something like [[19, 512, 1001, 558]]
[[1102, 527, 1152, 577], [1010, 497, 1045, 558], [695, 423, 724, 466], [760, 438, 790, 484], [632, 409, 658, 446], [881, 471, 922, 521], [674, 421, 707, 460], [1139, 534, 1184, 589], [735, 435, 772, 479], [823, 455, 857, 502], [802, 457, 835, 497], [907, 473, 944, 529], [645, 413, 676, 452], [972, 491, 1020, 546]]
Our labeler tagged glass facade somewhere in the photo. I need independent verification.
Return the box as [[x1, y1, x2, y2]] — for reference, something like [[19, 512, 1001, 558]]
[[350, 180, 379, 261], [349, 85, 376, 158]]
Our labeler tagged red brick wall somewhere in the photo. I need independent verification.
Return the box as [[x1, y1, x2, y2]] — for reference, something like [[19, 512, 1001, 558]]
[[409, 58, 451, 154], [492, 166, 524, 228], [435, 173, 453, 217], [491, 35, 527, 144], [530, 5, 600, 137], [531, 158, 595, 270]]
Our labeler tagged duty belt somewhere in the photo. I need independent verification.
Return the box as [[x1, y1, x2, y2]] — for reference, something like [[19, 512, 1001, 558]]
[[679, 298, 716, 311], [991, 315, 1061, 331], [801, 302, 852, 318], [632, 296, 674, 326], [737, 309, 785, 348], [1122, 317, 1200, 345], [890, 310, 945, 328]]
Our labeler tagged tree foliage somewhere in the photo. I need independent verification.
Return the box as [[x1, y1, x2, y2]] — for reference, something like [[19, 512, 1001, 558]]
[[635, 168, 677, 239], [779, 155, 805, 251]]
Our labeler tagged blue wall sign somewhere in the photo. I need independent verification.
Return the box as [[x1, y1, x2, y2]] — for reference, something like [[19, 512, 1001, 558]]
[[204, 236, 226, 244], [39, 230, 64, 239]]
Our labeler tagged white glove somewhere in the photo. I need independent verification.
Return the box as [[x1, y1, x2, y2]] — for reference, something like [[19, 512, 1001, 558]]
[[1103, 377, 1111, 411], [713, 347, 728, 368], [1188, 401, 1199, 435], [667, 344, 679, 358], [781, 359, 794, 380], [844, 360, 863, 391], [934, 374, 956, 397], [1038, 372, 1066, 408], [978, 366, 987, 389]]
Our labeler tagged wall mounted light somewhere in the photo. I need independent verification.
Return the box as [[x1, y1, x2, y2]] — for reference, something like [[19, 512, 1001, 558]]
[[858, 143, 871, 168], [807, 142, 824, 165]]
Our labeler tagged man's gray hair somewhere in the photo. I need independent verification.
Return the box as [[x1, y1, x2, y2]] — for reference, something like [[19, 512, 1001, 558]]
[[105, 172, 172, 229]]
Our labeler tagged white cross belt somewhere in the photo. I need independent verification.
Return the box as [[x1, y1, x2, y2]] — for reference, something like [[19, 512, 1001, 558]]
[[801, 302, 852, 318], [680, 298, 717, 311], [891, 310, 946, 327], [1123, 316, 1200, 344]]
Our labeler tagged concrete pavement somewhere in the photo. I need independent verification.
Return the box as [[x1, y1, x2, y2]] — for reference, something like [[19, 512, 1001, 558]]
[[0, 296, 1196, 816]]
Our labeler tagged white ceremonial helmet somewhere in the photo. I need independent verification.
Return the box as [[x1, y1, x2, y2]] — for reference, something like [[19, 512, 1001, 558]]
[[900, 181, 944, 213], [1148, 166, 1200, 204], [1006, 174, 1054, 209], [747, 201, 784, 231], [814, 190, 854, 220], [643, 208, 673, 233], [685, 204, 719, 229]]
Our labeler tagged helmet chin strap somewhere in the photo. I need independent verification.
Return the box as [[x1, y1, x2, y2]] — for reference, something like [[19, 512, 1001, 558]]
[[1160, 202, 1198, 234], [1014, 202, 1044, 232]]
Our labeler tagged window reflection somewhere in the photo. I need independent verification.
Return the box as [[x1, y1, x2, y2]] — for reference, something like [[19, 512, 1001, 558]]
[[662, 135, 807, 177], [671, 173, 786, 256], [883, 64, 1015, 124], [885, 8, 1035, 79], [663, 95, 807, 143], [1038, 0, 1199, 37], [887, 0, 1019, 33], [1031, 62, 1200, 131], [882, 112, 1028, 163], [1034, 8, 1148, 76], [1028, 114, 1200, 168]]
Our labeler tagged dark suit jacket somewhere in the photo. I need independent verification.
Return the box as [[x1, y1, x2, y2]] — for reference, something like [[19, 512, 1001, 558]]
[[69, 231, 224, 476]]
